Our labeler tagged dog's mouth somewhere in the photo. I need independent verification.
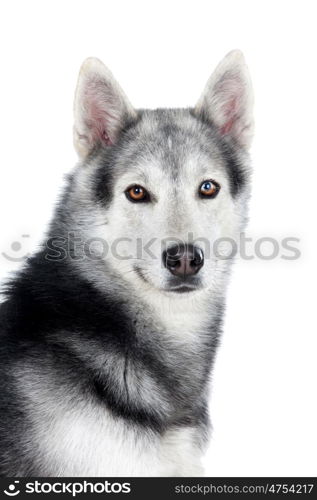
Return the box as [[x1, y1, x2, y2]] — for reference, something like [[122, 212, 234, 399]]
[[164, 278, 203, 293], [164, 284, 199, 293], [134, 266, 203, 293]]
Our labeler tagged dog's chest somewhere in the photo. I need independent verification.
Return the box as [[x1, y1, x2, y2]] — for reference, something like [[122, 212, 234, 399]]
[[37, 404, 203, 476], [137, 292, 212, 344]]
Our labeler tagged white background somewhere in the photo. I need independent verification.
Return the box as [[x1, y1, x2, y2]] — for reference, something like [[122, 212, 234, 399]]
[[0, 0, 316, 476]]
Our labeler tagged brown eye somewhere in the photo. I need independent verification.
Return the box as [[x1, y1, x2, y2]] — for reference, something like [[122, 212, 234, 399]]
[[125, 185, 150, 203], [199, 180, 220, 198]]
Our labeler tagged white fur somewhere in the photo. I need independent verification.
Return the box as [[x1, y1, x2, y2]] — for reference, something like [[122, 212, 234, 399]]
[[15, 364, 205, 476]]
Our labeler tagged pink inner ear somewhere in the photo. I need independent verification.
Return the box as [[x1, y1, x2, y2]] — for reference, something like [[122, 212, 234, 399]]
[[88, 98, 114, 146], [219, 95, 239, 136], [84, 79, 117, 147], [214, 71, 245, 138], [102, 130, 113, 146], [220, 118, 235, 135]]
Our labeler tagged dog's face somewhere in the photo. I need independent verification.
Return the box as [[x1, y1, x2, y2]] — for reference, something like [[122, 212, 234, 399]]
[[70, 52, 253, 295]]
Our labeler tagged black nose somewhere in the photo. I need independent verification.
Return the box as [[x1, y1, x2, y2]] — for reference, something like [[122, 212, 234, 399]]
[[163, 244, 204, 278]]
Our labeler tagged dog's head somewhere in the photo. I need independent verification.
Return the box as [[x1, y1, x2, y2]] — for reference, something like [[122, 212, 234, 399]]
[[68, 51, 253, 295]]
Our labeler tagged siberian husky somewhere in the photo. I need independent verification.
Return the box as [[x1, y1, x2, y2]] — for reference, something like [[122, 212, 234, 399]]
[[0, 50, 253, 476]]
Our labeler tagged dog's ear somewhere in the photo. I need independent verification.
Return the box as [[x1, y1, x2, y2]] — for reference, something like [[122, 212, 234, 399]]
[[73, 57, 137, 158], [194, 50, 254, 149]]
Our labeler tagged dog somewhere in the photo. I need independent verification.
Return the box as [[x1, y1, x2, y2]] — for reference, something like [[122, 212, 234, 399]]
[[0, 50, 253, 476]]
